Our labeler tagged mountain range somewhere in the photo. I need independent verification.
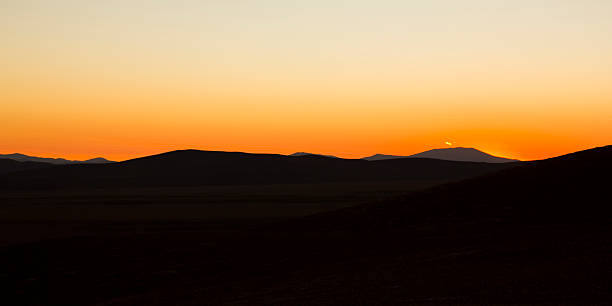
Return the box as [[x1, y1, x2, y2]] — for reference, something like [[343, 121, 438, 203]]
[[0, 149, 517, 190], [0, 147, 515, 167], [0, 153, 113, 165]]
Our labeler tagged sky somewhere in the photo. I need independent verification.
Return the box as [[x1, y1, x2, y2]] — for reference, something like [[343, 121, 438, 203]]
[[1, 0, 611, 161]]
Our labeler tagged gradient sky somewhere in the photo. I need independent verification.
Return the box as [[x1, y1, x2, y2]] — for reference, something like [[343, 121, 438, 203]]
[[2, 0, 611, 161]]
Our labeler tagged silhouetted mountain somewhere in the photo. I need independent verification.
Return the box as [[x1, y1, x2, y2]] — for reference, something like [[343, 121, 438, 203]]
[[0, 159, 54, 174], [0, 153, 114, 165], [0, 149, 516, 190], [289, 152, 338, 158], [409, 147, 518, 163], [363, 147, 518, 163], [362, 153, 406, 161], [82, 157, 114, 164]]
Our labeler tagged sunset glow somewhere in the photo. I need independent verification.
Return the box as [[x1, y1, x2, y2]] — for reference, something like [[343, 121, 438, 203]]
[[2, 1, 611, 161]]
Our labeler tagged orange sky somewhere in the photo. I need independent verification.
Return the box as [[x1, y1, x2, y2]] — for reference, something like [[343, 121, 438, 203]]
[[1, 1, 611, 161]]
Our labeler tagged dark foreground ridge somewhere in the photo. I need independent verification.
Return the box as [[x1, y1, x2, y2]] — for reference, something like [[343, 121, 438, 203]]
[[2, 145, 611, 305], [0, 149, 515, 189], [311, 144, 612, 228], [0, 159, 55, 174]]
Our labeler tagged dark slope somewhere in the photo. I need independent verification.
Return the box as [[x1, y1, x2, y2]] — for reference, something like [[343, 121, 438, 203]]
[[156, 145, 611, 304], [363, 147, 518, 163], [0, 150, 516, 190], [0, 159, 54, 175], [314, 145, 612, 228]]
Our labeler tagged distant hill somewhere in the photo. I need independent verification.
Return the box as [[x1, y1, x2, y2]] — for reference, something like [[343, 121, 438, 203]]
[[0, 153, 114, 165], [362, 153, 407, 161], [82, 157, 113, 164], [289, 152, 339, 158], [0, 149, 517, 190], [363, 147, 518, 163]]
